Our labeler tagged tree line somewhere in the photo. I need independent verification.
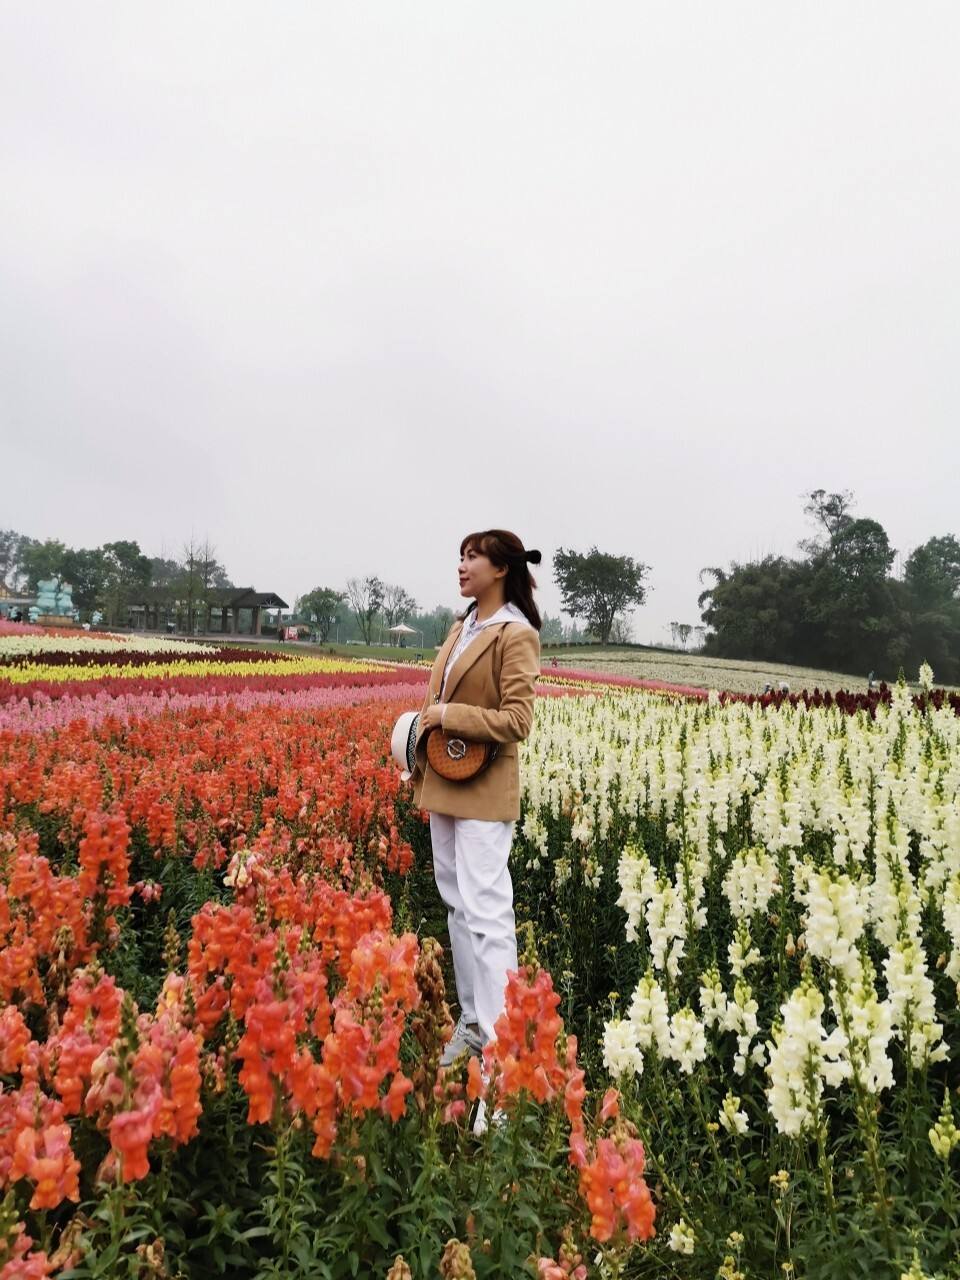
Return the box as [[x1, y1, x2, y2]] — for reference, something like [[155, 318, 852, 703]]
[[296, 580, 584, 648], [295, 547, 651, 648], [698, 489, 960, 682], [0, 531, 231, 629], [11, 506, 951, 678]]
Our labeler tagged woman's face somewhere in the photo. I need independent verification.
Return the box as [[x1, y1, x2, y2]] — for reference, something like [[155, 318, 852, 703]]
[[458, 544, 506, 598]]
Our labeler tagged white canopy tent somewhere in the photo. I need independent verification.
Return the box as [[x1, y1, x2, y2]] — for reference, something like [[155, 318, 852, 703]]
[[387, 622, 423, 648]]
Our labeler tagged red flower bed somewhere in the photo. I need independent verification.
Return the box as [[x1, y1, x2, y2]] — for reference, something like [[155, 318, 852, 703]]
[[719, 682, 960, 716]]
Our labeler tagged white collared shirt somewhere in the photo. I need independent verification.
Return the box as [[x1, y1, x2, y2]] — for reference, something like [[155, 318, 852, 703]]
[[439, 601, 534, 723]]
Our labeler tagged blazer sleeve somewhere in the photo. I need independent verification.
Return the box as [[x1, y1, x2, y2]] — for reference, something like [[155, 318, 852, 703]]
[[440, 626, 540, 744]]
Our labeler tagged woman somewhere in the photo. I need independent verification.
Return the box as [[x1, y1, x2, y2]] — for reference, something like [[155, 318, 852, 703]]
[[408, 529, 542, 1093]]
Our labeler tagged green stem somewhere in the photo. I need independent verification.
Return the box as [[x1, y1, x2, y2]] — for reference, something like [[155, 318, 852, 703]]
[[813, 1115, 839, 1236]]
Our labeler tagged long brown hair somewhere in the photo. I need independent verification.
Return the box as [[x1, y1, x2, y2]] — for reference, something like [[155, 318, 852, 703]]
[[457, 529, 542, 631]]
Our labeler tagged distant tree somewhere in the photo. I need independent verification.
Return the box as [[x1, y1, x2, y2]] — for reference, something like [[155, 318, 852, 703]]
[[149, 557, 182, 593], [904, 535, 960, 608], [100, 541, 151, 625], [539, 612, 565, 644], [698, 556, 802, 662], [676, 623, 693, 649], [21, 539, 68, 591], [175, 539, 231, 632], [295, 587, 345, 642], [60, 547, 107, 615], [830, 518, 895, 584], [800, 488, 856, 556], [693, 625, 707, 649], [345, 576, 385, 645], [382, 584, 419, 645], [609, 614, 634, 645], [700, 498, 917, 678], [553, 546, 649, 646], [0, 530, 32, 592], [430, 606, 456, 645], [902, 535, 960, 684]]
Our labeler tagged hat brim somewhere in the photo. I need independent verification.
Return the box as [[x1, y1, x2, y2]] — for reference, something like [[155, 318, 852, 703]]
[[391, 711, 420, 779]]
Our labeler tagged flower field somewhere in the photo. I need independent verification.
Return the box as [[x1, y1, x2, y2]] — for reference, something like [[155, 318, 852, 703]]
[[0, 632, 653, 1279], [1, 627, 958, 1279]]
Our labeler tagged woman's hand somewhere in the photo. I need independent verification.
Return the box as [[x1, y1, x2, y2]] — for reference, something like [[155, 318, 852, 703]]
[[419, 704, 444, 733]]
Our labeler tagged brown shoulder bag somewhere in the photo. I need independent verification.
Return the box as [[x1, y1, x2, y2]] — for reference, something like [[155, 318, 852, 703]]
[[425, 726, 499, 782]]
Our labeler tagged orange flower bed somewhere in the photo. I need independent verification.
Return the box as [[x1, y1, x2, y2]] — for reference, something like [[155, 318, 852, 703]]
[[0, 700, 655, 1277]]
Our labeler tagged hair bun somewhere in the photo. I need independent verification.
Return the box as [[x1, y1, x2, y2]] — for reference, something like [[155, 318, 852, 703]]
[[525, 549, 542, 565]]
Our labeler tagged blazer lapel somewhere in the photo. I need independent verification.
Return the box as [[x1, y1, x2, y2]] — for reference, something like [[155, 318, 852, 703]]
[[430, 622, 464, 700], [440, 623, 504, 704]]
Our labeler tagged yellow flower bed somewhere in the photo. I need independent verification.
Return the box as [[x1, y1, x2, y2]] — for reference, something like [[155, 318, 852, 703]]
[[0, 655, 382, 685]]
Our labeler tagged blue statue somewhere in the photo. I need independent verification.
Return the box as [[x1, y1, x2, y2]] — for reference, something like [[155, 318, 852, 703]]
[[34, 577, 79, 622], [35, 579, 59, 613]]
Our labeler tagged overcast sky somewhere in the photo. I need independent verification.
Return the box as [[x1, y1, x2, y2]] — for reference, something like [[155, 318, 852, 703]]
[[2, 4, 958, 643]]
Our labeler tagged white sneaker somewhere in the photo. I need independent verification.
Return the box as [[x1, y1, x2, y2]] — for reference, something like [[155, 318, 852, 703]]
[[472, 1097, 506, 1135], [440, 1015, 483, 1068]]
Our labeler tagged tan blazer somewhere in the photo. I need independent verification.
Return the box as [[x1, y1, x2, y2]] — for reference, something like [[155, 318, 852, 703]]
[[409, 617, 541, 821]]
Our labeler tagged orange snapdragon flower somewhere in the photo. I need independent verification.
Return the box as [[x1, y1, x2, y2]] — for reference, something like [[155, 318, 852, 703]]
[[576, 1131, 655, 1243], [10, 1121, 81, 1210]]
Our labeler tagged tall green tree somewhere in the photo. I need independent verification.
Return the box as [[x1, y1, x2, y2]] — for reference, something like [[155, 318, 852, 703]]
[[698, 556, 802, 662], [100, 541, 152, 625], [553, 546, 649, 645], [382, 584, 419, 645], [0, 530, 32, 592], [60, 547, 108, 615], [430, 606, 456, 646], [345, 576, 385, 645], [295, 587, 345, 642], [904, 535, 960, 608], [700, 494, 926, 679], [902, 535, 960, 683], [21, 539, 68, 591]]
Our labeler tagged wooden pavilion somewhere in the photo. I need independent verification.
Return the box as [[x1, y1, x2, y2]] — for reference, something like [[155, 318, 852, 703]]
[[132, 587, 288, 636]]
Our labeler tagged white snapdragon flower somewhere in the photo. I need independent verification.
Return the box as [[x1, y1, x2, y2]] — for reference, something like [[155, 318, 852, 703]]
[[645, 875, 687, 977], [521, 811, 549, 856], [698, 967, 728, 1029], [602, 1017, 644, 1078], [615, 842, 654, 943], [722, 980, 759, 1075], [667, 1006, 707, 1074], [627, 972, 671, 1056], [765, 980, 844, 1136], [918, 662, 934, 691], [668, 1219, 696, 1254], [728, 921, 761, 979], [883, 938, 947, 1066], [928, 1092, 959, 1160], [797, 868, 866, 979], [581, 855, 603, 890], [718, 1091, 749, 1135], [828, 963, 894, 1095], [941, 872, 960, 986], [722, 846, 780, 920]]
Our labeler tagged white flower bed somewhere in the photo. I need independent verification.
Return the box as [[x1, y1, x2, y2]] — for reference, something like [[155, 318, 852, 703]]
[[518, 681, 959, 1141], [0, 632, 219, 659]]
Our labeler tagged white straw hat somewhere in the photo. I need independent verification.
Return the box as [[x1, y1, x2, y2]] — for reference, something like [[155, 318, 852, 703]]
[[390, 710, 420, 781]]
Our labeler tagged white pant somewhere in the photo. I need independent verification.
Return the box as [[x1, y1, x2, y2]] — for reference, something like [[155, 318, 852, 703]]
[[428, 812, 519, 1047]]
